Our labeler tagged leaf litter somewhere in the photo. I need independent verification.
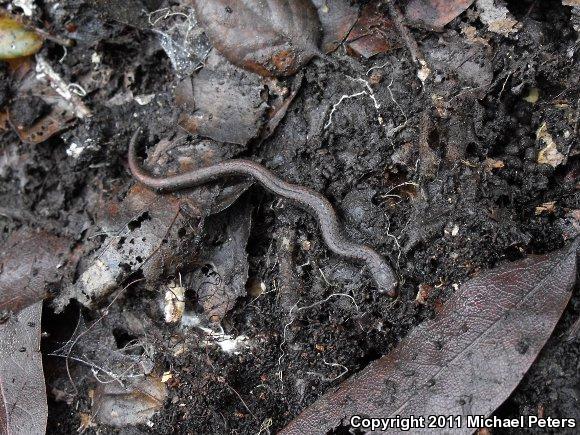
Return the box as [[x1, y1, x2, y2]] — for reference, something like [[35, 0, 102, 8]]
[[282, 241, 578, 434]]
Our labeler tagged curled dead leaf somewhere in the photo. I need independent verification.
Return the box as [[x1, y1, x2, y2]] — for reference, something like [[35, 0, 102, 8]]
[[0, 228, 74, 316], [92, 376, 167, 427], [312, 0, 359, 53], [346, 2, 402, 58], [191, 0, 321, 77], [405, 0, 475, 29]]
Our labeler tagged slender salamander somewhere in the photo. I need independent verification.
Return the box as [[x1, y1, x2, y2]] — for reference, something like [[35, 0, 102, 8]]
[[128, 129, 397, 296]]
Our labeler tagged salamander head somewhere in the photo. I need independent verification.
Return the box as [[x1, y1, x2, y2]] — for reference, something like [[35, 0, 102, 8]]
[[372, 264, 398, 297]]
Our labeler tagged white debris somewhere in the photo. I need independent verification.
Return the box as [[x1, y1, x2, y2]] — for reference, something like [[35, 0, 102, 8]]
[[66, 142, 84, 158], [13, 0, 36, 16], [66, 138, 97, 158], [180, 310, 250, 354], [197, 325, 250, 355], [135, 94, 156, 105], [417, 60, 431, 83], [91, 52, 101, 64], [451, 224, 459, 237], [35, 55, 92, 118], [164, 281, 185, 323]]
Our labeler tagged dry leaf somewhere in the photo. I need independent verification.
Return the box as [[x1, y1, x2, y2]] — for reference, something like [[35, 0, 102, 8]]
[[282, 242, 578, 434], [92, 376, 167, 427], [0, 302, 47, 434], [535, 201, 556, 215], [537, 122, 565, 167], [191, 0, 321, 77], [176, 52, 268, 145], [476, 0, 520, 35], [346, 2, 402, 58], [312, 0, 359, 53], [0, 228, 73, 316], [405, 0, 475, 29], [483, 157, 505, 172]]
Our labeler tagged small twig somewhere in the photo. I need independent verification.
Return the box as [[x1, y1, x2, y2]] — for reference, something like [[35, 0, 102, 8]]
[[574, 97, 580, 135], [35, 55, 92, 119], [385, 0, 430, 82]]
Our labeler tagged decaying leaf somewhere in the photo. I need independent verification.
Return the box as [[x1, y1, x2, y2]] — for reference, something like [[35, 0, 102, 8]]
[[405, 0, 475, 29], [93, 0, 161, 30], [537, 122, 565, 167], [0, 302, 47, 434], [54, 136, 251, 310], [0, 15, 43, 60], [55, 184, 186, 310], [177, 52, 268, 145], [183, 201, 253, 323], [346, 2, 402, 58], [92, 376, 167, 427], [476, 0, 520, 35], [282, 242, 578, 434], [0, 228, 73, 316], [312, 0, 360, 53], [191, 0, 321, 77], [8, 60, 77, 144]]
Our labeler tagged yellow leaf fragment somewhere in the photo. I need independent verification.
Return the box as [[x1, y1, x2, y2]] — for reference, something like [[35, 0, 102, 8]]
[[523, 87, 539, 104], [0, 16, 43, 60]]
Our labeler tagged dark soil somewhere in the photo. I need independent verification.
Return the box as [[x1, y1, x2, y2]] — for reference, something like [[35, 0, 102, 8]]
[[1, 0, 578, 434]]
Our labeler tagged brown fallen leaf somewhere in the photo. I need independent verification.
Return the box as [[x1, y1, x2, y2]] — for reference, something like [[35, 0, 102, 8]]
[[8, 60, 76, 144], [311, 0, 359, 53], [191, 0, 321, 77], [176, 51, 268, 145], [281, 242, 578, 434], [0, 302, 47, 434], [92, 376, 167, 427], [0, 228, 73, 316], [405, 0, 475, 29], [346, 2, 402, 58]]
